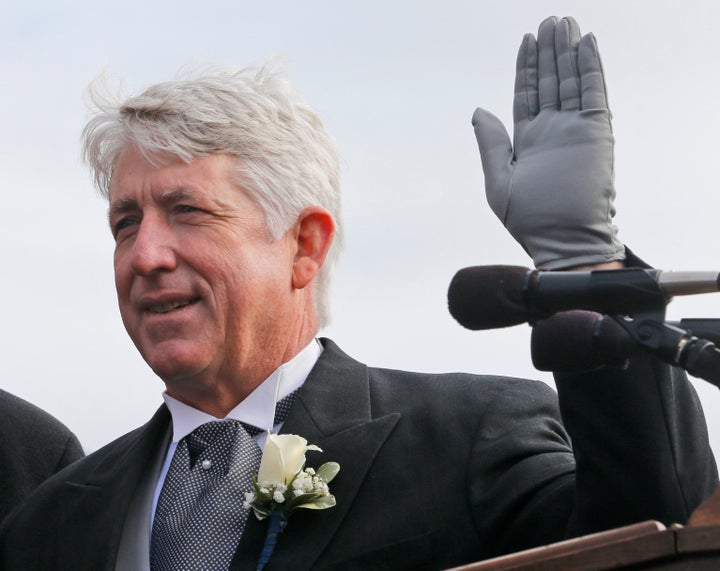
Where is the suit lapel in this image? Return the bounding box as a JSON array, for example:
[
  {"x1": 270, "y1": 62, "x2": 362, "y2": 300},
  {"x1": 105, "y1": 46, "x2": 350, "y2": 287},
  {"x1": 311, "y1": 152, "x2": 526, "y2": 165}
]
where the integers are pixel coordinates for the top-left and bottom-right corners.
[
  {"x1": 56, "y1": 406, "x2": 171, "y2": 569},
  {"x1": 233, "y1": 340, "x2": 400, "y2": 570}
]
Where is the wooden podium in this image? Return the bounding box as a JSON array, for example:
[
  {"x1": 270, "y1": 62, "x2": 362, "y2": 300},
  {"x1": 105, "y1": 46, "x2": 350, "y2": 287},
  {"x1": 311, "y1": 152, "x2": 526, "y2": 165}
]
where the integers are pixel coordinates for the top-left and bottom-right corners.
[{"x1": 447, "y1": 488, "x2": 720, "y2": 570}]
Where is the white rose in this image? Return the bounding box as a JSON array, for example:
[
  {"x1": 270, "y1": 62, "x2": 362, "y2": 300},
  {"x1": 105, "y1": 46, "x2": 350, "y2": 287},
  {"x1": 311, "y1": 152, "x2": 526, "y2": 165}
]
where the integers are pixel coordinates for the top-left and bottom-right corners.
[{"x1": 257, "y1": 434, "x2": 322, "y2": 485}]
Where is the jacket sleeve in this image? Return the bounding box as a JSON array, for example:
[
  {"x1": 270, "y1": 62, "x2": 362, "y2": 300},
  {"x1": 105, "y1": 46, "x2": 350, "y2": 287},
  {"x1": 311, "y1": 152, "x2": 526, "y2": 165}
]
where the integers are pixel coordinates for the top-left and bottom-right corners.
[
  {"x1": 555, "y1": 355, "x2": 718, "y2": 536},
  {"x1": 466, "y1": 354, "x2": 717, "y2": 558}
]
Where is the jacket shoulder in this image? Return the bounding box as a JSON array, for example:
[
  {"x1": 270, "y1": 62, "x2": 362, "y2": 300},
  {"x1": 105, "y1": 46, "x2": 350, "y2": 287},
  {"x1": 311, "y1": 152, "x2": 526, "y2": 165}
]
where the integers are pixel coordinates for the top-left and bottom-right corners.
[
  {"x1": 0, "y1": 390, "x2": 85, "y2": 522},
  {"x1": 367, "y1": 365, "x2": 559, "y2": 414},
  {"x1": 0, "y1": 389, "x2": 79, "y2": 446}
]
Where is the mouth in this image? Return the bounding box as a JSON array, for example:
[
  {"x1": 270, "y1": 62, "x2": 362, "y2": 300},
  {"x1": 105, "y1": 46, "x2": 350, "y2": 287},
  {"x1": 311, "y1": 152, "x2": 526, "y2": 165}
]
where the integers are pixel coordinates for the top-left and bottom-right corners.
[{"x1": 147, "y1": 297, "x2": 200, "y2": 314}]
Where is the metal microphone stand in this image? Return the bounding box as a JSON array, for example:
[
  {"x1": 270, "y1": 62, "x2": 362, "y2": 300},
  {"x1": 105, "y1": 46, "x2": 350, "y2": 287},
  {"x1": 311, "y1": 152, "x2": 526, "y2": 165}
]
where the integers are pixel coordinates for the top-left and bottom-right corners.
[{"x1": 612, "y1": 308, "x2": 720, "y2": 389}]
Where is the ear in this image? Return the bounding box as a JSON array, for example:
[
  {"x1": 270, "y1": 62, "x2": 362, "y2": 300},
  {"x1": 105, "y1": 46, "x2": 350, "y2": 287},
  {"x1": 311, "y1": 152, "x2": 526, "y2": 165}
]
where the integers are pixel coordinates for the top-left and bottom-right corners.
[{"x1": 291, "y1": 206, "x2": 336, "y2": 290}]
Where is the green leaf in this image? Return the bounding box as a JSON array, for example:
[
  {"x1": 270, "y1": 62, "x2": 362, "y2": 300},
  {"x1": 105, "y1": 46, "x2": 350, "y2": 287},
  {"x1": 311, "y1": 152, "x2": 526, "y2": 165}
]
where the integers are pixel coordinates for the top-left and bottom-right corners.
[
  {"x1": 285, "y1": 493, "x2": 336, "y2": 516},
  {"x1": 285, "y1": 493, "x2": 321, "y2": 512},
  {"x1": 316, "y1": 462, "x2": 340, "y2": 483},
  {"x1": 302, "y1": 495, "x2": 336, "y2": 510}
]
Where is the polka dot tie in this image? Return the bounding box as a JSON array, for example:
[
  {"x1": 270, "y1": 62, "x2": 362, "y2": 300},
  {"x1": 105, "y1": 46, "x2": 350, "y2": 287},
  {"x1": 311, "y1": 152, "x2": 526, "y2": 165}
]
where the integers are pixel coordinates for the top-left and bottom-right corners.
[
  {"x1": 150, "y1": 391, "x2": 298, "y2": 570},
  {"x1": 150, "y1": 421, "x2": 261, "y2": 570}
]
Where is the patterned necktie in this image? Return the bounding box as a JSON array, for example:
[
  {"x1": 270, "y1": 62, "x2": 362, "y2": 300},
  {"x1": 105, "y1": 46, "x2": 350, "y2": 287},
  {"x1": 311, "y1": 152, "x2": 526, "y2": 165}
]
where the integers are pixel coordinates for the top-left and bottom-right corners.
[
  {"x1": 150, "y1": 391, "x2": 298, "y2": 570},
  {"x1": 150, "y1": 421, "x2": 260, "y2": 570}
]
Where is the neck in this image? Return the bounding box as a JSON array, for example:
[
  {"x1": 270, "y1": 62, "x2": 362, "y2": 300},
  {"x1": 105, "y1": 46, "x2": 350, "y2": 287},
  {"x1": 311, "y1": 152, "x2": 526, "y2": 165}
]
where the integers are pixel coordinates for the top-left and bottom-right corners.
[{"x1": 165, "y1": 332, "x2": 318, "y2": 417}]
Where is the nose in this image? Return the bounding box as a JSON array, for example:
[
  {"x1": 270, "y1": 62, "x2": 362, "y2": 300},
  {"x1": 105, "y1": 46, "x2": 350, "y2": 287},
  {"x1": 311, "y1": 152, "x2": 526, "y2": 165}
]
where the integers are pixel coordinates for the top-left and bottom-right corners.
[{"x1": 129, "y1": 214, "x2": 178, "y2": 276}]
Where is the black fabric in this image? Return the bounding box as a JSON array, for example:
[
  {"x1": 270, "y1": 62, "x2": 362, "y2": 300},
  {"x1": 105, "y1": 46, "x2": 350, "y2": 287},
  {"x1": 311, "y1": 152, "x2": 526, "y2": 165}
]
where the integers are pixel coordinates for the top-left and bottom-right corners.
[{"x1": 0, "y1": 389, "x2": 83, "y2": 524}]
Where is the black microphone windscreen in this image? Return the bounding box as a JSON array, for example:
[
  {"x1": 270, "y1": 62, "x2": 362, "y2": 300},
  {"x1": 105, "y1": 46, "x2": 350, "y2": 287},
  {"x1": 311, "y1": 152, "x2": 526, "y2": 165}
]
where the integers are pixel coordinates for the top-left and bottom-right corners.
[
  {"x1": 447, "y1": 265, "x2": 530, "y2": 330},
  {"x1": 531, "y1": 310, "x2": 637, "y2": 371}
]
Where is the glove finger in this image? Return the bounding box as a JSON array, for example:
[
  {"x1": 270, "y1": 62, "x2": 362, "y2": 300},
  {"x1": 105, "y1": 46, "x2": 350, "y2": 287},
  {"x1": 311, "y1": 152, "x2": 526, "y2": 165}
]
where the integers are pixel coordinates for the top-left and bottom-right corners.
[
  {"x1": 471, "y1": 108, "x2": 513, "y2": 218},
  {"x1": 513, "y1": 33, "x2": 539, "y2": 123},
  {"x1": 556, "y1": 16, "x2": 582, "y2": 111},
  {"x1": 537, "y1": 16, "x2": 560, "y2": 110},
  {"x1": 578, "y1": 33, "x2": 610, "y2": 110}
]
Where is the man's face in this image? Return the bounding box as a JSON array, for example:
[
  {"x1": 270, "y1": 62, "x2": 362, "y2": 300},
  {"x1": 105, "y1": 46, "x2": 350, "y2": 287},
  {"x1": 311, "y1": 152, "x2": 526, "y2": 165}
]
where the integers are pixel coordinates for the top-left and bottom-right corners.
[{"x1": 109, "y1": 145, "x2": 299, "y2": 399}]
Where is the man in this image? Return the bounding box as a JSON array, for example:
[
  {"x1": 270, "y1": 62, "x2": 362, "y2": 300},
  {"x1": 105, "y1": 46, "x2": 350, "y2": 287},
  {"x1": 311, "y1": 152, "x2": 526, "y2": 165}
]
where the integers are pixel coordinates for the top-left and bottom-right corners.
[
  {"x1": 0, "y1": 389, "x2": 83, "y2": 523},
  {"x1": 0, "y1": 16, "x2": 716, "y2": 570}
]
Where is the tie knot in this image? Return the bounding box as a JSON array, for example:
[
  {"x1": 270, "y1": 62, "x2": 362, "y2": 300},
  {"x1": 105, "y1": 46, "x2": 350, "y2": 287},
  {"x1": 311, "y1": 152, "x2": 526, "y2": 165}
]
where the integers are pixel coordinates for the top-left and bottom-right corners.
[{"x1": 185, "y1": 421, "x2": 241, "y2": 468}]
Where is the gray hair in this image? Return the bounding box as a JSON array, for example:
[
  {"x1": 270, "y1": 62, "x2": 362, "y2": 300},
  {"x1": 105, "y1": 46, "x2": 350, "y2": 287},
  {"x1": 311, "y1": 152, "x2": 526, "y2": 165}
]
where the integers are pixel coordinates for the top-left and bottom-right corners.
[{"x1": 81, "y1": 64, "x2": 343, "y2": 326}]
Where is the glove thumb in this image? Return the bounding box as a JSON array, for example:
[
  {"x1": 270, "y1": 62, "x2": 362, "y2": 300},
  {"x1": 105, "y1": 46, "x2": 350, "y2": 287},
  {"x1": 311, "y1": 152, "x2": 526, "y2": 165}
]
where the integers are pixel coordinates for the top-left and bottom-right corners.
[{"x1": 472, "y1": 107, "x2": 514, "y2": 220}]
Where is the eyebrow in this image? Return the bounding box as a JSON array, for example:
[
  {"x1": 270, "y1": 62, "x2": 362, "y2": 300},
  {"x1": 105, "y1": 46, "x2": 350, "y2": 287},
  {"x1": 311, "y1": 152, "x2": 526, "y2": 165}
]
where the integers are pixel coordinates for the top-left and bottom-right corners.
[
  {"x1": 107, "y1": 188, "x2": 197, "y2": 219},
  {"x1": 107, "y1": 197, "x2": 139, "y2": 227},
  {"x1": 108, "y1": 197, "x2": 138, "y2": 216},
  {"x1": 157, "y1": 188, "x2": 196, "y2": 205}
]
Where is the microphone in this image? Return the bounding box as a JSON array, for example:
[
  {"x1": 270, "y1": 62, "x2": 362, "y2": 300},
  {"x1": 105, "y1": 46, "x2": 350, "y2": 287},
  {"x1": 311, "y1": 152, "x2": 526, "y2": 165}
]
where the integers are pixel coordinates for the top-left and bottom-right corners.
[
  {"x1": 531, "y1": 310, "x2": 639, "y2": 371},
  {"x1": 447, "y1": 265, "x2": 720, "y2": 330},
  {"x1": 531, "y1": 310, "x2": 720, "y2": 389}
]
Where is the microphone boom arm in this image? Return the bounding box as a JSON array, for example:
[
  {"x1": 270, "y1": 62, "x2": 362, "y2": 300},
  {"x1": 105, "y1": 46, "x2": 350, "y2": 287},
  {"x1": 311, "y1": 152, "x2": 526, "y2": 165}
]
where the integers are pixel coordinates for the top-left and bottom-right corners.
[{"x1": 611, "y1": 310, "x2": 720, "y2": 389}]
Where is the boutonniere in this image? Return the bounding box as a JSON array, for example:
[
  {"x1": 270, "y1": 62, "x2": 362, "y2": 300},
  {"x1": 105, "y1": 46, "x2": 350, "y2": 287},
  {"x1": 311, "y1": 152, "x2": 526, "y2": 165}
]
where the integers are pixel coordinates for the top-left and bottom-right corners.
[{"x1": 243, "y1": 434, "x2": 340, "y2": 571}]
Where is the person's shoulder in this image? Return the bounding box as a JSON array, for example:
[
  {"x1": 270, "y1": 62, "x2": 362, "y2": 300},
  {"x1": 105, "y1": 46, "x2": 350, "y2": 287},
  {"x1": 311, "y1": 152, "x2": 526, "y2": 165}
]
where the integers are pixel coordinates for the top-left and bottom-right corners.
[
  {"x1": 0, "y1": 389, "x2": 74, "y2": 435},
  {"x1": 319, "y1": 337, "x2": 556, "y2": 403},
  {"x1": 361, "y1": 366, "x2": 564, "y2": 449},
  {"x1": 0, "y1": 389, "x2": 83, "y2": 465},
  {"x1": 368, "y1": 365, "x2": 557, "y2": 409},
  {"x1": 370, "y1": 365, "x2": 548, "y2": 390}
]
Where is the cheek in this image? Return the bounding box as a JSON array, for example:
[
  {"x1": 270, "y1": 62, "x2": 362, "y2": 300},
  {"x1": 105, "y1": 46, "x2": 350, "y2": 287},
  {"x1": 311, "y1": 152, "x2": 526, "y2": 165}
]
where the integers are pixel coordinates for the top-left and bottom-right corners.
[
  {"x1": 113, "y1": 252, "x2": 133, "y2": 302},
  {"x1": 217, "y1": 262, "x2": 280, "y2": 323}
]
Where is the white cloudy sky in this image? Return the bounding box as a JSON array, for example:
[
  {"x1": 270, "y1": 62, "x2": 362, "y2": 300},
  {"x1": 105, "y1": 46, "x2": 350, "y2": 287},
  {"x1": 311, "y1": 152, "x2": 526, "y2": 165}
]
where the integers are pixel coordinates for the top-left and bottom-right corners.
[{"x1": 3, "y1": 0, "x2": 720, "y2": 455}]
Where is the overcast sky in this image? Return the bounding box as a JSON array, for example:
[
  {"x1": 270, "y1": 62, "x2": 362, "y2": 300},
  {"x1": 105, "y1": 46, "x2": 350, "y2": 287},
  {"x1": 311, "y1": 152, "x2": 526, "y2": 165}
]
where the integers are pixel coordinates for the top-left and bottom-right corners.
[{"x1": 3, "y1": 0, "x2": 720, "y2": 456}]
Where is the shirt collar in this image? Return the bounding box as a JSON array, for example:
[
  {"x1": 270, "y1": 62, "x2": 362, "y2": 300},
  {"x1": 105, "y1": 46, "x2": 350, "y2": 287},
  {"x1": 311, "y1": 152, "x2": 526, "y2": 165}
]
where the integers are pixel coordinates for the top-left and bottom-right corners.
[{"x1": 163, "y1": 338, "x2": 323, "y2": 443}]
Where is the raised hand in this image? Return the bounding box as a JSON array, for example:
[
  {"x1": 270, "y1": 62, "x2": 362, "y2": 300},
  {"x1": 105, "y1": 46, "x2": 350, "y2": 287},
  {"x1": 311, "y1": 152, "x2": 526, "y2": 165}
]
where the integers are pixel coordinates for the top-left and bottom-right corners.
[{"x1": 473, "y1": 16, "x2": 625, "y2": 270}]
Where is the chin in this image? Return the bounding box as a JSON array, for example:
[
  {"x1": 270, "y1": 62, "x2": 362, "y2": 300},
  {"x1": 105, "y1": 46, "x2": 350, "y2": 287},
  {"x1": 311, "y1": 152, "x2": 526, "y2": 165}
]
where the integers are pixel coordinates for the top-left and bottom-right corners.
[{"x1": 142, "y1": 346, "x2": 210, "y2": 385}]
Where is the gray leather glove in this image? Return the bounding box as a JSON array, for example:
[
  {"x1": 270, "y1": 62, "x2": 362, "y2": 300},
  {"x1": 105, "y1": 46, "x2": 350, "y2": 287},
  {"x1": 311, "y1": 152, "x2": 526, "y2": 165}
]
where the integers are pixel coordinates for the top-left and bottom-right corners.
[{"x1": 472, "y1": 16, "x2": 625, "y2": 270}]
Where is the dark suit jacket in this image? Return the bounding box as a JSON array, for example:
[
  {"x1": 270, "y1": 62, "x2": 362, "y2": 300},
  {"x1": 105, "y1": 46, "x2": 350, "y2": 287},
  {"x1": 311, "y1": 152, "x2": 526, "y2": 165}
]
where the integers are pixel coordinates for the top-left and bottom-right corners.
[
  {"x1": 0, "y1": 340, "x2": 716, "y2": 570},
  {"x1": 0, "y1": 389, "x2": 83, "y2": 524}
]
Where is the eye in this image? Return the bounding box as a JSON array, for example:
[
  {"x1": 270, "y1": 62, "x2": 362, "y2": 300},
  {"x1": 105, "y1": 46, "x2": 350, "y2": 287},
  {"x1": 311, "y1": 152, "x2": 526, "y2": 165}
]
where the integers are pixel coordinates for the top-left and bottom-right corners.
[
  {"x1": 177, "y1": 204, "x2": 200, "y2": 214},
  {"x1": 112, "y1": 216, "x2": 139, "y2": 239}
]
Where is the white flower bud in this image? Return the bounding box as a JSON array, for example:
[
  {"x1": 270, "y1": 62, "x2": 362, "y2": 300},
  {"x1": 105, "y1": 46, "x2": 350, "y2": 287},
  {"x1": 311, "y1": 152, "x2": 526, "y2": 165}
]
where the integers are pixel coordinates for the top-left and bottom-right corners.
[{"x1": 257, "y1": 434, "x2": 323, "y2": 485}]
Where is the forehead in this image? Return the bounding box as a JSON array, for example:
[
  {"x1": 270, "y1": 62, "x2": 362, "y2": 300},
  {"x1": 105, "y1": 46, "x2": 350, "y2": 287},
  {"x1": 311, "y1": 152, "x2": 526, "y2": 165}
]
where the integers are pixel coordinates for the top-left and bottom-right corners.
[{"x1": 108, "y1": 145, "x2": 241, "y2": 206}]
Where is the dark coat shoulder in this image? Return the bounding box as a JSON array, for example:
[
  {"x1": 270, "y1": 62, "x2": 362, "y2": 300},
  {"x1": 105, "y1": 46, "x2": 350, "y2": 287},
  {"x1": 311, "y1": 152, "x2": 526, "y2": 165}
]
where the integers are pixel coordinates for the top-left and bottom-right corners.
[{"x1": 0, "y1": 389, "x2": 84, "y2": 522}]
